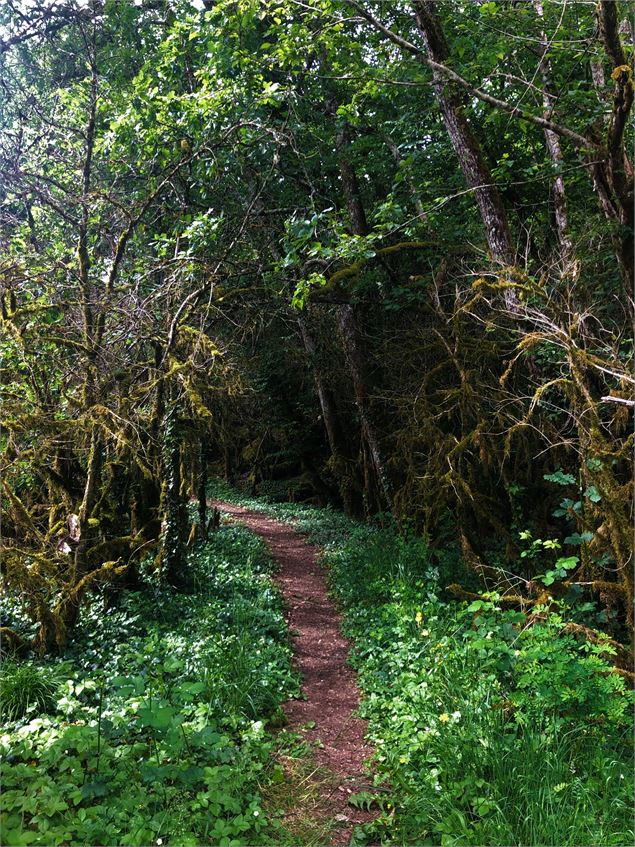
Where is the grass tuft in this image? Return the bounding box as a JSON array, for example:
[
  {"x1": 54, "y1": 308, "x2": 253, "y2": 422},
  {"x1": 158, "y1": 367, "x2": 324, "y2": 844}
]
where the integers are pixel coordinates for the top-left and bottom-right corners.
[{"x1": 0, "y1": 660, "x2": 61, "y2": 721}]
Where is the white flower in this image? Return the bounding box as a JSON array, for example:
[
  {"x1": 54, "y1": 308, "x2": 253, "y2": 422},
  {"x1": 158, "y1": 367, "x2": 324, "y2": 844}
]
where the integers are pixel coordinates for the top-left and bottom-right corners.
[
  {"x1": 452, "y1": 711, "x2": 461, "y2": 720},
  {"x1": 253, "y1": 810, "x2": 260, "y2": 817}
]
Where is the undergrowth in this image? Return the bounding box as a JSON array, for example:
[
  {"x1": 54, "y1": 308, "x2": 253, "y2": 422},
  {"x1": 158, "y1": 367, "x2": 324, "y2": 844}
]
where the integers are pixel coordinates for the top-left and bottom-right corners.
[
  {"x1": 0, "y1": 524, "x2": 299, "y2": 846},
  {"x1": 5, "y1": 482, "x2": 631, "y2": 846},
  {"x1": 209, "y1": 483, "x2": 635, "y2": 847}
]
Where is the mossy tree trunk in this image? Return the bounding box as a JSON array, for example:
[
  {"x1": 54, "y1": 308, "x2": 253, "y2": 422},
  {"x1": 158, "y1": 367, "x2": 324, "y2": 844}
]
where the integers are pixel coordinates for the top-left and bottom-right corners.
[{"x1": 161, "y1": 398, "x2": 187, "y2": 588}]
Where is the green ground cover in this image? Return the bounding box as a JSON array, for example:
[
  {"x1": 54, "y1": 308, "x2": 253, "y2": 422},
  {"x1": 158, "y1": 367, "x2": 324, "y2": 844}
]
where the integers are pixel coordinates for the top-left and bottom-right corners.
[
  {"x1": 208, "y1": 482, "x2": 635, "y2": 847},
  {"x1": 2, "y1": 482, "x2": 632, "y2": 847},
  {"x1": 0, "y1": 525, "x2": 298, "y2": 846}
]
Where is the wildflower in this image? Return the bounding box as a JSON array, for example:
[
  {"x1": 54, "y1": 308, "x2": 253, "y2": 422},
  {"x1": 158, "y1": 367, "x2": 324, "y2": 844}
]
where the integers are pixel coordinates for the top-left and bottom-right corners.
[
  {"x1": 415, "y1": 611, "x2": 423, "y2": 625},
  {"x1": 452, "y1": 710, "x2": 461, "y2": 721},
  {"x1": 421, "y1": 628, "x2": 430, "y2": 637},
  {"x1": 253, "y1": 810, "x2": 260, "y2": 817},
  {"x1": 438, "y1": 712, "x2": 450, "y2": 723}
]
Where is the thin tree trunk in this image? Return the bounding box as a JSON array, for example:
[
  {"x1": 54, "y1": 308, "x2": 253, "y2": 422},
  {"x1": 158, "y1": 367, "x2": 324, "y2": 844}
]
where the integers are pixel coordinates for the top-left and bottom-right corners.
[
  {"x1": 161, "y1": 398, "x2": 187, "y2": 587},
  {"x1": 336, "y1": 123, "x2": 370, "y2": 236},
  {"x1": 334, "y1": 121, "x2": 394, "y2": 512},
  {"x1": 533, "y1": 0, "x2": 573, "y2": 266},
  {"x1": 596, "y1": 0, "x2": 634, "y2": 303},
  {"x1": 384, "y1": 133, "x2": 427, "y2": 221},
  {"x1": 73, "y1": 429, "x2": 103, "y2": 580},
  {"x1": 197, "y1": 438, "x2": 207, "y2": 536},
  {"x1": 298, "y1": 312, "x2": 345, "y2": 458},
  {"x1": 338, "y1": 303, "x2": 393, "y2": 511},
  {"x1": 298, "y1": 309, "x2": 364, "y2": 516}
]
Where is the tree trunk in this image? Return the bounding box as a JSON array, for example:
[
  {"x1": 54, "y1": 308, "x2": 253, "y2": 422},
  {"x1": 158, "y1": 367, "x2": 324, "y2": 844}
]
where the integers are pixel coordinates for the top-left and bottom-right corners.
[
  {"x1": 411, "y1": 0, "x2": 515, "y2": 266},
  {"x1": 197, "y1": 437, "x2": 207, "y2": 536},
  {"x1": 596, "y1": 0, "x2": 634, "y2": 305},
  {"x1": 298, "y1": 312, "x2": 346, "y2": 457},
  {"x1": 298, "y1": 310, "x2": 363, "y2": 516},
  {"x1": 334, "y1": 120, "x2": 394, "y2": 512},
  {"x1": 161, "y1": 399, "x2": 187, "y2": 587},
  {"x1": 337, "y1": 303, "x2": 393, "y2": 512},
  {"x1": 73, "y1": 429, "x2": 103, "y2": 580},
  {"x1": 533, "y1": 0, "x2": 573, "y2": 267},
  {"x1": 336, "y1": 123, "x2": 370, "y2": 236}
]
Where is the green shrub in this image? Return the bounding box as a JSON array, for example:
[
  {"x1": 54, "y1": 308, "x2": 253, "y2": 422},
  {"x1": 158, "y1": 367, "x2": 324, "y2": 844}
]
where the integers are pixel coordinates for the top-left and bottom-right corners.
[
  {"x1": 321, "y1": 521, "x2": 634, "y2": 847},
  {"x1": 0, "y1": 524, "x2": 297, "y2": 846}
]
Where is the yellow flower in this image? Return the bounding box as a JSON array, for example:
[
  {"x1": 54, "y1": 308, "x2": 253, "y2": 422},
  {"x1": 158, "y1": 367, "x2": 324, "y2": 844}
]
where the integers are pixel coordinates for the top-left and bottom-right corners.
[
  {"x1": 438, "y1": 712, "x2": 450, "y2": 723},
  {"x1": 415, "y1": 611, "x2": 423, "y2": 625}
]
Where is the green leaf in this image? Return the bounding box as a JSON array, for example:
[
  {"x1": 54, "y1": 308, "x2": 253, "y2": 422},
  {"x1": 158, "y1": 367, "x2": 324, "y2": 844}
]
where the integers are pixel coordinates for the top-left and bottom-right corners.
[
  {"x1": 137, "y1": 704, "x2": 179, "y2": 730},
  {"x1": 544, "y1": 470, "x2": 576, "y2": 486},
  {"x1": 81, "y1": 780, "x2": 109, "y2": 800},
  {"x1": 555, "y1": 556, "x2": 579, "y2": 571},
  {"x1": 564, "y1": 532, "x2": 593, "y2": 545}
]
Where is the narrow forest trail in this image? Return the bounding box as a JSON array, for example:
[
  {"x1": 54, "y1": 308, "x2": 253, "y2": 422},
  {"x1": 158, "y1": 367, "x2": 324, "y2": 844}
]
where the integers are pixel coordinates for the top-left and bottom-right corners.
[{"x1": 212, "y1": 502, "x2": 377, "y2": 844}]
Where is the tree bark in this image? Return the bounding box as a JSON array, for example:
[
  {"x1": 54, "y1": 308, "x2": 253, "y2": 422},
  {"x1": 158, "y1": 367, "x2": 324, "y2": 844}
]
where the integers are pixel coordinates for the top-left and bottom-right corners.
[
  {"x1": 411, "y1": 0, "x2": 515, "y2": 266},
  {"x1": 298, "y1": 311, "x2": 346, "y2": 460},
  {"x1": 533, "y1": 0, "x2": 573, "y2": 266},
  {"x1": 337, "y1": 302, "x2": 393, "y2": 512},
  {"x1": 336, "y1": 123, "x2": 370, "y2": 236},
  {"x1": 73, "y1": 429, "x2": 103, "y2": 580},
  {"x1": 161, "y1": 398, "x2": 187, "y2": 587},
  {"x1": 596, "y1": 0, "x2": 634, "y2": 303},
  {"x1": 197, "y1": 437, "x2": 207, "y2": 536}
]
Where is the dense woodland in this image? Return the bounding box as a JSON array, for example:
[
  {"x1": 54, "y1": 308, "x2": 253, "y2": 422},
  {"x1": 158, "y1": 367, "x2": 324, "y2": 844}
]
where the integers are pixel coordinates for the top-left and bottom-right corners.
[{"x1": 0, "y1": 1, "x2": 633, "y2": 846}]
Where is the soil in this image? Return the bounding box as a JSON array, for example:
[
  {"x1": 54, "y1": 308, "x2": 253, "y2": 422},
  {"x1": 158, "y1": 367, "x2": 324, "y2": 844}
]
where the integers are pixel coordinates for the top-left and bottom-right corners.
[{"x1": 212, "y1": 502, "x2": 377, "y2": 845}]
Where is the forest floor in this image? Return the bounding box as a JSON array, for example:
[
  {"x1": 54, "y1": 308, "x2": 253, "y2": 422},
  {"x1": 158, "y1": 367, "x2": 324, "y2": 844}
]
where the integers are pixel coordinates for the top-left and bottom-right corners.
[
  {"x1": 2, "y1": 489, "x2": 632, "y2": 847},
  {"x1": 212, "y1": 501, "x2": 377, "y2": 845}
]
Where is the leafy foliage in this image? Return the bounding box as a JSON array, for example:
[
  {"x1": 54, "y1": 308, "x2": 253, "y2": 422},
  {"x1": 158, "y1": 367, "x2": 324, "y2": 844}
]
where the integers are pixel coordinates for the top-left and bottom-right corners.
[
  {"x1": 0, "y1": 525, "x2": 298, "y2": 846},
  {"x1": 230, "y1": 495, "x2": 634, "y2": 847}
]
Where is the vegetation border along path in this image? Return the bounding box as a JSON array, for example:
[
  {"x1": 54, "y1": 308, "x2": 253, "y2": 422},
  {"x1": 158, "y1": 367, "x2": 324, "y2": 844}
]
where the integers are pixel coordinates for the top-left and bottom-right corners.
[{"x1": 213, "y1": 502, "x2": 376, "y2": 843}]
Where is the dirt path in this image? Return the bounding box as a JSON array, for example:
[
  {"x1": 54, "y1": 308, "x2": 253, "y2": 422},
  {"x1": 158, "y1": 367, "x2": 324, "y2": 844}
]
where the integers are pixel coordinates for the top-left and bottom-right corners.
[{"x1": 212, "y1": 502, "x2": 376, "y2": 844}]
